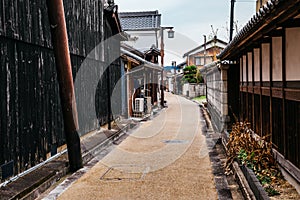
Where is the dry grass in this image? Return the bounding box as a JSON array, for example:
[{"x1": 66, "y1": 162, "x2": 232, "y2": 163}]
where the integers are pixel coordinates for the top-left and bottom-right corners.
[{"x1": 225, "y1": 121, "x2": 300, "y2": 198}]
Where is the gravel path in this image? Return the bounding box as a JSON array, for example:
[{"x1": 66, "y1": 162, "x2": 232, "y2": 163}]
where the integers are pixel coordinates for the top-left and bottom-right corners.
[{"x1": 57, "y1": 93, "x2": 218, "y2": 200}]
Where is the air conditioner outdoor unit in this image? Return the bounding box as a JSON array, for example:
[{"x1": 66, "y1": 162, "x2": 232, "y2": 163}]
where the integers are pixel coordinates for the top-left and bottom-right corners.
[{"x1": 135, "y1": 98, "x2": 144, "y2": 112}]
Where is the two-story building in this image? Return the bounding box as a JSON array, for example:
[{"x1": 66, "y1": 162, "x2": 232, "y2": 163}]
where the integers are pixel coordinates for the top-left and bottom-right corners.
[{"x1": 183, "y1": 37, "x2": 227, "y2": 70}]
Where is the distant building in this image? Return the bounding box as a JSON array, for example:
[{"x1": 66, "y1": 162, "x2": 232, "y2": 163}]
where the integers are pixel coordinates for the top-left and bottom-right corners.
[
  {"x1": 183, "y1": 37, "x2": 227, "y2": 70},
  {"x1": 120, "y1": 43, "x2": 162, "y2": 118}
]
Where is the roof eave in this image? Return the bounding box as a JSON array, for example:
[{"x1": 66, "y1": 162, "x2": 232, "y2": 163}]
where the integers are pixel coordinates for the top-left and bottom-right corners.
[{"x1": 218, "y1": 0, "x2": 300, "y2": 60}]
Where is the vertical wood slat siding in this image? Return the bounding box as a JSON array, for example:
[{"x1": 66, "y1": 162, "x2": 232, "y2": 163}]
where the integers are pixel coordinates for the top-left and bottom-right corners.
[
  {"x1": 272, "y1": 98, "x2": 284, "y2": 153},
  {"x1": 0, "y1": 0, "x2": 122, "y2": 180},
  {"x1": 238, "y1": 32, "x2": 300, "y2": 169},
  {"x1": 285, "y1": 100, "x2": 300, "y2": 168}
]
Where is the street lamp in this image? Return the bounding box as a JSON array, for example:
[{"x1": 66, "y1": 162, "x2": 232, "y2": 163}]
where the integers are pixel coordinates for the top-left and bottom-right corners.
[
  {"x1": 160, "y1": 26, "x2": 174, "y2": 107},
  {"x1": 167, "y1": 28, "x2": 175, "y2": 38}
]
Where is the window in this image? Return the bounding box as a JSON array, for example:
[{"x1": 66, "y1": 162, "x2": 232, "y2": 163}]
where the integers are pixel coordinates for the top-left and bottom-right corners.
[{"x1": 195, "y1": 57, "x2": 201, "y2": 66}]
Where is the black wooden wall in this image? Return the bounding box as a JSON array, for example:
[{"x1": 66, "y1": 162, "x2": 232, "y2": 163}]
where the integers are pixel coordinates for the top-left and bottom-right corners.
[{"x1": 0, "y1": 0, "x2": 122, "y2": 180}]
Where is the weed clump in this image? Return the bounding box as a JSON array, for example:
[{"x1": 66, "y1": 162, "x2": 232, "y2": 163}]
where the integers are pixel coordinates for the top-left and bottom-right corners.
[{"x1": 225, "y1": 121, "x2": 283, "y2": 196}]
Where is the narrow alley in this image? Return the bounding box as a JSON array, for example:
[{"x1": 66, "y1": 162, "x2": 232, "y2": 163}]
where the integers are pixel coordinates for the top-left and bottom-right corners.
[
  {"x1": 1, "y1": 1, "x2": 300, "y2": 199},
  {"x1": 41, "y1": 93, "x2": 234, "y2": 199}
]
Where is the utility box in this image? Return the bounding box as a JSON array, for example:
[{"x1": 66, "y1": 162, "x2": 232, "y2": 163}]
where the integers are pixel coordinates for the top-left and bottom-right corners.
[{"x1": 134, "y1": 98, "x2": 144, "y2": 112}]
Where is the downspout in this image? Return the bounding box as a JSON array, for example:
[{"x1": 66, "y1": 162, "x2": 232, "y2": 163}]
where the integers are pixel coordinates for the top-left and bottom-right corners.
[
  {"x1": 46, "y1": 0, "x2": 82, "y2": 171},
  {"x1": 100, "y1": 0, "x2": 105, "y2": 61}
]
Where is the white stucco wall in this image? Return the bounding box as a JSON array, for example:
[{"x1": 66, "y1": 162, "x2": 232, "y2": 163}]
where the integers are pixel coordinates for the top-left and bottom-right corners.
[
  {"x1": 286, "y1": 27, "x2": 300, "y2": 81},
  {"x1": 272, "y1": 37, "x2": 282, "y2": 81},
  {"x1": 261, "y1": 43, "x2": 270, "y2": 82},
  {"x1": 125, "y1": 30, "x2": 158, "y2": 51},
  {"x1": 248, "y1": 52, "x2": 253, "y2": 82},
  {"x1": 254, "y1": 48, "x2": 260, "y2": 82},
  {"x1": 243, "y1": 55, "x2": 247, "y2": 82},
  {"x1": 240, "y1": 57, "x2": 243, "y2": 81}
]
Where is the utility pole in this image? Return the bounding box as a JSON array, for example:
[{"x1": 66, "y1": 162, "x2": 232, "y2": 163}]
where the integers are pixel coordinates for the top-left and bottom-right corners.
[
  {"x1": 46, "y1": 0, "x2": 83, "y2": 171},
  {"x1": 229, "y1": 0, "x2": 235, "y2": 41},
  {"x1": 172, "y1": 61, "x2": 176, "y2": 94},
  {"x1": 203, "y1": 35, "x2": 207, "y2": 66},
  {"x1": 160, "y1": 26, "x2": 174, "y2": 107},
  {"x1": 160, "y1": 27, "x2": 165, "y2": 107}
]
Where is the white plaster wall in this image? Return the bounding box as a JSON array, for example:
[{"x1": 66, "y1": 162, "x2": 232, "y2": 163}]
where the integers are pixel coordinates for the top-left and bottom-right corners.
[
  {"x1": 168, "y1": 78, "x2": 173, "y2": 92},
  {"x1": 254, "y1": 48, "x2": 260, "y2": 82},
  {"x1": 261, "y1": 43, "x2": 270, "y2": 82},
  {"x1": 286, "y1": 27, "x2": 300, "y2": 81},
  {"x1": 248, "y1": 52, "x2": 253, "y2": 82},
  {"x1": 240, "y1": 57, "x2": 243, "y2": 81},
  {"x1": 243, "y1": 55, "x2": 247, "y2": 82},
  {"x1": 183, "y1": 83, "x2": 189, "y2": 96},
  {"x1": 272, "y1": 37, "x2": 282, "y2": 81},
  {"x1": 124, "y1": 30, "x2": 157, "y2": 51}
]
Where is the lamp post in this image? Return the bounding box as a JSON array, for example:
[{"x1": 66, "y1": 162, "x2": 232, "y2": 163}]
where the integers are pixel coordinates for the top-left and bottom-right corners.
[{"x1": 160, "y1": 26, "x2": 174, "y2": 107}]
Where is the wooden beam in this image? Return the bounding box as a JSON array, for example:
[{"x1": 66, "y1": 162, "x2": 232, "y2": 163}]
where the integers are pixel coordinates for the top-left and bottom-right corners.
[
  {"x1": 270, "y1": 38, "x2": 273, "y2": 145},
  {"x1": 259, "y1": 45, "x2": 263, "y2": 136}
]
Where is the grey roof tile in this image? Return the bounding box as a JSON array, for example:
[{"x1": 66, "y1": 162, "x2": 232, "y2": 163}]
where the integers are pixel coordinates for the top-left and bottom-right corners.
[
  {"x1": 119, "y1": 11, "x2": 161, "y2": 30},
  {"x1": 218, "y1": 0, "x2": 287, "y2": 59}
]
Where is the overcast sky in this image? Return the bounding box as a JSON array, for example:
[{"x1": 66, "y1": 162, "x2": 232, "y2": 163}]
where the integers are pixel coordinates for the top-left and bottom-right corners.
[{"x1": 116, "y1": 0, "x2": 257, "y2": 64}]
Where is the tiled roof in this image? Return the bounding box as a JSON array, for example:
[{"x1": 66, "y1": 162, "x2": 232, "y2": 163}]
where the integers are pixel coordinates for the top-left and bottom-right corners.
[
  {"x1": 218, "y1": 0, "x2": 300, "y2": 59},
  {"x1": 119, "y1": 10, "x2": 161, "y2": 30}
]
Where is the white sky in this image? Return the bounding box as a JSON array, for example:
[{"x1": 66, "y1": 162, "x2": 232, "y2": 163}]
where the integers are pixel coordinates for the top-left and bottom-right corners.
[{"x1": 116, "y1": 0, "x2": 256, "y2": 65}]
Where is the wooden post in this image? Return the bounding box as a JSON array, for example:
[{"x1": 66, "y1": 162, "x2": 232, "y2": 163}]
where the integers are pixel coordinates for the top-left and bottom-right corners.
[
  {"x1": 282, "y1": 28, "x2": 287, "y2": 157},
  {"x1": 46, "y1": 0, "x2": 82, "y2": 171}
]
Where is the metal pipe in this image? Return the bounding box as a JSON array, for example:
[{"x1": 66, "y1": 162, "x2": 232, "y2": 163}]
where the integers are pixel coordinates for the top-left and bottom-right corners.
[
  {"x1": 107, "y1": 64, "x2": 112, "y2": 130},
  {"x1": 46, "y1": 0, "x2": 82, "y2": 172}
]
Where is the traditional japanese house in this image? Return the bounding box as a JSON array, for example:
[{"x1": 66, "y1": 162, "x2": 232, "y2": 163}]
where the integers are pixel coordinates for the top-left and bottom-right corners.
[{"x1": 213, "y1": 0, "x2": 300, "y2": 183}]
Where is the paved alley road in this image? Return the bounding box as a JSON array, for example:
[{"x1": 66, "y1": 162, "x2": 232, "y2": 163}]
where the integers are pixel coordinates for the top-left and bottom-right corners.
[{"x1": 57, "y1": 93, "x2": 218, "y2": 199}]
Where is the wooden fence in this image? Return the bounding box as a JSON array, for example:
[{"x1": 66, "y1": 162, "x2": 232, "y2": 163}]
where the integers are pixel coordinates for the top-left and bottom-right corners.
[{"x1": 0, "y1": 0, "x2": 122, "y2": 180}]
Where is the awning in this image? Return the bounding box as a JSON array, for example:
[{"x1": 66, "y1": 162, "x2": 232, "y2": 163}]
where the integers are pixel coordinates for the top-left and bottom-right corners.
[{"x1": 121, "y1": 48, "x2": 162, "y2": 71}]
